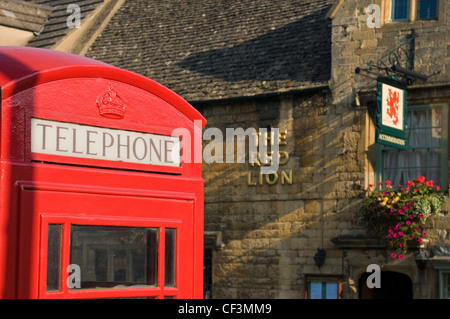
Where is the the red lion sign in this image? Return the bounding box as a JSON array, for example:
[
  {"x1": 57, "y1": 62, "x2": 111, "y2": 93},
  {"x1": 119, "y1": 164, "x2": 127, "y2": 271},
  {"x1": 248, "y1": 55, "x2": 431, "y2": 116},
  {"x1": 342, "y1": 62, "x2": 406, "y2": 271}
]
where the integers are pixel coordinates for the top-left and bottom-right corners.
[{"x1": 386, "y1": 88, "x2": 400, "y2": 126}]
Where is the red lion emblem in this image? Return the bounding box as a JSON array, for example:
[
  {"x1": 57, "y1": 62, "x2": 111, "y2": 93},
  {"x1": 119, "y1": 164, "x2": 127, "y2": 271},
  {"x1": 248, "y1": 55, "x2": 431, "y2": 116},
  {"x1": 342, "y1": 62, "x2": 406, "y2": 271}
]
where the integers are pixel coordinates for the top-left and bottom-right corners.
[{"x1": 386, "y1": 89, "x2": 399, "y2": 125}]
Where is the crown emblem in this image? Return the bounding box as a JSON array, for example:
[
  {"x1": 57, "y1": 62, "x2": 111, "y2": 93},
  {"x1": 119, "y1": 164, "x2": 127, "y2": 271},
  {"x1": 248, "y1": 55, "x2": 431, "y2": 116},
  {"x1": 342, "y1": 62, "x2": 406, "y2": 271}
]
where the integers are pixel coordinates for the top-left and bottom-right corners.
[{"x1": 96, "y1": 84, "x2": 126, "y2": 119}]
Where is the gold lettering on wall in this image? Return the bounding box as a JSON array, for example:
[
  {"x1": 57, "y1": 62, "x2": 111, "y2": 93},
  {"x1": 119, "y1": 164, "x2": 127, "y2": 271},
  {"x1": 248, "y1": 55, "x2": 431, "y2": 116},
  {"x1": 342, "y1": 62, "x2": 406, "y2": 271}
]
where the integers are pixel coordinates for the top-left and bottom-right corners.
[{"x1": 247, "y1": 129, "x2": 293, "y2": 186}]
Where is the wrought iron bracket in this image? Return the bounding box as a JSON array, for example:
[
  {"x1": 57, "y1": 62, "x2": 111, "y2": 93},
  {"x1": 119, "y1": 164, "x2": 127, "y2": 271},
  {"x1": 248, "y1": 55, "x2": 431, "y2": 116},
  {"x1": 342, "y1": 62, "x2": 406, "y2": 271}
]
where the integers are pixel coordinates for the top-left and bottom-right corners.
[{"x1": 355, "y1": 29, "x2": 438, "y2": 86}]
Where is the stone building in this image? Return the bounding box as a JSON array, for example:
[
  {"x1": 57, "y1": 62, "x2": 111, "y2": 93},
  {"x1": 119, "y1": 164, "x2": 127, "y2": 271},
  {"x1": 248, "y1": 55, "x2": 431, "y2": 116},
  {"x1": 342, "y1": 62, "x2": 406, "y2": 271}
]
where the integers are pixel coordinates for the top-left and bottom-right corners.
[{"x1": 2, "y1": 0, "x2": 450, "y2": 298}]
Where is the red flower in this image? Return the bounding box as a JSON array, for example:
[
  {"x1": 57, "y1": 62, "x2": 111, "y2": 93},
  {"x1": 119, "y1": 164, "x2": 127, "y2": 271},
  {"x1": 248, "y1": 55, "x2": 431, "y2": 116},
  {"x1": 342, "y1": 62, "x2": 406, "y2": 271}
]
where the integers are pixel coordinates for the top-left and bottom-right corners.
[{"x1": 416, "y1": 176, "x2": 426, "y2": 183}]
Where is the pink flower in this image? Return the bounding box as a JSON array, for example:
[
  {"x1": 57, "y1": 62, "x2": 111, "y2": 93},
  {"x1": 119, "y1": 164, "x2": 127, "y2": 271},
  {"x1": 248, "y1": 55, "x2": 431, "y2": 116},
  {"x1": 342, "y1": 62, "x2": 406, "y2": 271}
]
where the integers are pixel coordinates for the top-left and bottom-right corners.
[
  {"x1": 398, "y1": 254, "x2": 404, "y2": 259},
  {"x1": 399, "y1": 243, "x2": 403, "y2": 247},
  {"x1": 391, "y1": 253, "x2": 397, "y2": 258},
  {"x1": 398, "y1": 232, "x2": 404, "y2": 237},
  {"x1": 417, "y1": 238, "x2": 423, "y2": 243},
  {"x1": 406, "y1": 220, "x2": 411, "y2": 226},
  {"x1": 420, "y1": 214, "x2": 425, "y2": 219},
  {"x1": 422, "y1": 232, "x2": 427, "y2": 237}
]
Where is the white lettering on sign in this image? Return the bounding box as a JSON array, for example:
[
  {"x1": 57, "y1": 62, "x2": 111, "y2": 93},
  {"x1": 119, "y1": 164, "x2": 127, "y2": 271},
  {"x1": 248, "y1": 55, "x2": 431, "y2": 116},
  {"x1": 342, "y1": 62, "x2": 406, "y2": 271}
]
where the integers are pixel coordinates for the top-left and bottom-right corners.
[
  {"x1": 378, "y1": 133, "x2": 406, "y2": 146},
  {"x1": 31, "y1": 118, "x2": 181, "y2": 167}
]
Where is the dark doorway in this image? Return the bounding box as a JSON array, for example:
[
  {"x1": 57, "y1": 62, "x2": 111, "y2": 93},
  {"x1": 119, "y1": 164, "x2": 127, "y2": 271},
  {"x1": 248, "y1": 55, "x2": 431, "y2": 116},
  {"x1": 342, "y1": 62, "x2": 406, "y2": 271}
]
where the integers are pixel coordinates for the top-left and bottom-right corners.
[{"x1": 359, "y1": 271, "x2": 413, "y2": 299}]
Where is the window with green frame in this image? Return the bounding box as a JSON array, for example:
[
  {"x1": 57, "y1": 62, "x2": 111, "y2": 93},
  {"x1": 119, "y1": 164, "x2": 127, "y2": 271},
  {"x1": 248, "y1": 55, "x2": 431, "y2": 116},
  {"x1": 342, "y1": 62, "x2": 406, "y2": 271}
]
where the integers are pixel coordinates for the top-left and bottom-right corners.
[
  {"x1": 392, "y1": 0, "x2": 410, "y2": 21},
  {"x1": 376, "y1": 104, "x2": 448, "y2": 190}
]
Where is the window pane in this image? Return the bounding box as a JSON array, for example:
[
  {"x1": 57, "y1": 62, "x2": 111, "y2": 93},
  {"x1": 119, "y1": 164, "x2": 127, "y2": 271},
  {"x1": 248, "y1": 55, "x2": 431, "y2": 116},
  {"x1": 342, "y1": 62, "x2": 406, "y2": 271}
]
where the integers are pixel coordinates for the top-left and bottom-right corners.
[
  {"x1": 326, "y1": 282, "x2": 338, "y2": 299},
  {"x1": 381, "y1": 106, "x2": 446, "y2": 190},
  {"x1": 204, "y1": 248, "x2": 213, "y2": 299},
  {"x1": 70, "y1": 225, "x2": 158, "y2": 289},
  {"x1": 392, "y1": 0, "x2": 410, "y2": 21},
  {"x1": 308, "y1": 280, "x2": 339, "y2": 299},
  {"x1": 418, "y1": 0, "x2": 437, "y2": 20},
  {"x1": 444, "y1": 273, "x2": 450, "y2": 299},
  {"x1": 309, "y1": 282, "x2": 322, "y2": 299},
  {"x1": 164, "y1": 228, "x2": 176, "y2": 287},
  {"x1": 47, "y1": 224, "x2": 62, "y2": 291}
]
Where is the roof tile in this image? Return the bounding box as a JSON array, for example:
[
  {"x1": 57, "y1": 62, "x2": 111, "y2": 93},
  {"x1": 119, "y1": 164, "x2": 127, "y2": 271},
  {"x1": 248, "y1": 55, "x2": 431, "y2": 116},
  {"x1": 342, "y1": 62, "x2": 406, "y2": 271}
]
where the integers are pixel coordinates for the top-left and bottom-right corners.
[{"x1": 85, "y1": 0, "x2": 334, "y2": 102}]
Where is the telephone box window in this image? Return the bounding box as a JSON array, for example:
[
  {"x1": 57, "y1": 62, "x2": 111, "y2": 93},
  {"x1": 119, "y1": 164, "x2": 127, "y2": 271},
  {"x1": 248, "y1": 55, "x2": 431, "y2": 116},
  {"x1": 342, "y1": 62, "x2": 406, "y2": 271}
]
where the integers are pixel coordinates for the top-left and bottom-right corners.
[
  {"x1": 47, "y1": 224, "x2": 62, "y2": 291},
  {"x1": 164, "y1": 228, "x2": 177, "y2": 287},
  {"x1": 69, "y1": 226, "x2": 158, "y2": 289}
]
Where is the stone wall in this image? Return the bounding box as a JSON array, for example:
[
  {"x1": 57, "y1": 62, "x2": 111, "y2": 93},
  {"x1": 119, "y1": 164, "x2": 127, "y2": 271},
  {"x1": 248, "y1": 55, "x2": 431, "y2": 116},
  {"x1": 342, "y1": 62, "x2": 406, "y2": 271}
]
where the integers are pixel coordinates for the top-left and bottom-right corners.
[{"x1": 197, "y1": 88, "x2": 371, "y2": 298}]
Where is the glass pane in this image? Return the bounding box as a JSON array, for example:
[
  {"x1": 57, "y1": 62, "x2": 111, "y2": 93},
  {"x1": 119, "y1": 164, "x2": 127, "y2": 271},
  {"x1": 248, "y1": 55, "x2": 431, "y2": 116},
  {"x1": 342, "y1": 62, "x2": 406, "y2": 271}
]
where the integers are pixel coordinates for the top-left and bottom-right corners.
[
  {"x1": 164, "y1": 228, "x2": 176, "y2": 287},
  {"x1": 418, "y1": 0, "x2": 437, "y2": 19},
  {"x1": 392, "y1": 0, "x2": 410, "y2": 21},
  {"x1": 382, "y1": 105, "x2": 446, "y2": 189},
  {"x1": 309, "y1": 282, "x2": 322, "y2": 299},
  {"x1": 70, "y1": 225, "x2": 158, "y2": 289},
  {"x1": 445, "y1": 273, "x2": 450, "y2": 299},
  {"x1": 47, "y1": 224, "x2": 62, "y2": 291},
  {"x1": 409, "y1": 129, "x2": 428, "y2": 148},
  {"x1": 325, "y1": 282, "x2": 338, "y2": 299},
  {"x1": 204, "y1": 248, "x2": 213, "y2": 299}
]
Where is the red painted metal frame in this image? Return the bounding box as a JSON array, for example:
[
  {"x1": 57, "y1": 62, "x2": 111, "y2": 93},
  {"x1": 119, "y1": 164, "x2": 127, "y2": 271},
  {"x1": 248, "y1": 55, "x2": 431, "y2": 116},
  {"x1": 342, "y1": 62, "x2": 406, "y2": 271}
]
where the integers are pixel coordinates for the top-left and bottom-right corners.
[{"x1": 0, "y1": 47, "x2": 205, "y2": 299}]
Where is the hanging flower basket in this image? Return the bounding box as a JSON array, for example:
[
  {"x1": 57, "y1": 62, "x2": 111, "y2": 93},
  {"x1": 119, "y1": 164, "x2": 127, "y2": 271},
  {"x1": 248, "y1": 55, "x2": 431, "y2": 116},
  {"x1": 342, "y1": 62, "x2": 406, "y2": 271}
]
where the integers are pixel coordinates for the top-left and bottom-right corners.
[{"x1": 361, "y1": 176, "x2": 446, "y2": 259}]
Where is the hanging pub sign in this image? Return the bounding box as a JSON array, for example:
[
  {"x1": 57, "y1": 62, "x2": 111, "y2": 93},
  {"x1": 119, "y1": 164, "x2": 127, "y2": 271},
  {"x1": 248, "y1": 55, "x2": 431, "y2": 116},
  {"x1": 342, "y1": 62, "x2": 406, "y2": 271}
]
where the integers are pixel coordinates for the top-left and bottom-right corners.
[{"x1": 375, "y1": 76, "x2": 408, "y2": 150}]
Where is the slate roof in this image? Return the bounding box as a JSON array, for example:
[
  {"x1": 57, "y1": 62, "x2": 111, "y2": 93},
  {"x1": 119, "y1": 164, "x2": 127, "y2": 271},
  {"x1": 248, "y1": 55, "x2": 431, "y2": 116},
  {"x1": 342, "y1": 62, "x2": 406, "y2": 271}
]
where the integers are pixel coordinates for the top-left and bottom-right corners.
[
  {"x1": 0, "y1": 0, "x2": 52, "y2": 33},
  {"x1": 85, "y1": 0, "x2": 334, "y2": 102},
  {"x1": 24, "y1": 0, "x2": 103, "y2": 48}
]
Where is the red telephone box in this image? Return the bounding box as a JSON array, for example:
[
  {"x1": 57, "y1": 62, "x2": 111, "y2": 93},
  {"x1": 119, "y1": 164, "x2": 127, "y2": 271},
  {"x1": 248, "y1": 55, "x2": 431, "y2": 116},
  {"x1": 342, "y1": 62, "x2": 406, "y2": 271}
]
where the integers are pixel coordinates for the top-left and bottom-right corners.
[{"x1": 0, "y1": 46, "x2": 205, "y2": 299}]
